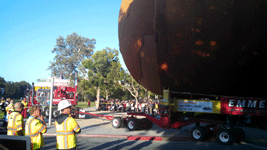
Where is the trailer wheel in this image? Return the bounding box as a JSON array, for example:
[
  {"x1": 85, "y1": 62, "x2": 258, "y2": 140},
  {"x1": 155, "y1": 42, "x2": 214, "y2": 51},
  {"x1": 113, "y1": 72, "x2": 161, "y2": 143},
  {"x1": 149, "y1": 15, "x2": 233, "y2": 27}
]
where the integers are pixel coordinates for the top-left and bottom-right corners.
[
  {"x1": 140, "y1": 118, "x2": 153, "y2": 130},
  {"x1": 127, "y1": 118, "x2": 139, "y2": 131},
  {"x1": 233, "y1": 128, "x2": 245, "y2": 142},
  {"x1": 52, "y1": 108, "x2": 59, "y2": 119},
  {"x1": 44, "y1": 107, "x2": 49, "y2": 118},
  {"x1": 112, "y1": 117, "x2": 122, "y2": 128},
  {"x1": 191, "y1": 126, "x2": 207, "y2": 141},
  {"x1": 74, "y1": 107, "x2": 81, "y2": 119},
  {"x1": 216, "y1": 129, "x2": 236, "y2": 145}
]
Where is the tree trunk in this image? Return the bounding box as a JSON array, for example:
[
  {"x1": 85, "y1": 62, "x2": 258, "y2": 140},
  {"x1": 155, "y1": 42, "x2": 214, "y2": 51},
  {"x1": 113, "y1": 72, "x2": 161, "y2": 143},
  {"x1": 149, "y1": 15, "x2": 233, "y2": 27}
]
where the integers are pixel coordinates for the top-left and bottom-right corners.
[
  {"x1": 105, "y1": 89, "x2": 109, "y2": 100},
  {"x1": 96, "y1": 87, "x2": 100, "y2": 109}
]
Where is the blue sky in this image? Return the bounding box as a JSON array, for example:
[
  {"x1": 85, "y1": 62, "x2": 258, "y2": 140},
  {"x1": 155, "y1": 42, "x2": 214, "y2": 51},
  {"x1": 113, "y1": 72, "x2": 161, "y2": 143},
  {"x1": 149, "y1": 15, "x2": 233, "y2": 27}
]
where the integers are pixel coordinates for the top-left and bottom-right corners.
[{"x1": 0, "y1": 0, "x2": 126, "y2": 84}]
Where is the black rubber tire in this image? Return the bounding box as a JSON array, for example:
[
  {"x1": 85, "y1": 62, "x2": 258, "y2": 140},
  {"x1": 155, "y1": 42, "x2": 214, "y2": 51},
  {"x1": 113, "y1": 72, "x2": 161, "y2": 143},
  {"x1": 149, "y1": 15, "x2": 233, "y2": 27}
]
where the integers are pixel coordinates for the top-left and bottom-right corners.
[
  {"x1": 140, "y1": 118, "x2": 153, "y2": 130},
  {"x1": 74, "y1": 107, "x2": 80, "y2": 119},
  {"x1": 233, "y1": 127, "x2": 245, "y2": 142},
  {"x1": 44, "y1": 107, "x2": 49, "y2": 118},
  {"x1": 216, "y1": 129, "x2": 236, "y2": 145},
  {"x1": 52, "y1": 108, "x2": 59, "y2": 119},
  {"x1": 127, "y1": 118, "x2": 140, "y2": 131},
  {"x1": 191, "y1": 126, "x2": 207, "y2": 141},
  {"x1": 112, "y1": 117, "x2": 122, "y2": 128}
]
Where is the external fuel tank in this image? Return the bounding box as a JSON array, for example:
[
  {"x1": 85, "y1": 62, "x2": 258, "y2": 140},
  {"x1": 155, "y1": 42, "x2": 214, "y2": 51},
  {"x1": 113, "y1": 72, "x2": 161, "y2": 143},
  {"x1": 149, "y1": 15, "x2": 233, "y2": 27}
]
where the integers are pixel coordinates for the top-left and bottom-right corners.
[{"x1": 118, "y1": 0, "x2": 267, "y2": 97}]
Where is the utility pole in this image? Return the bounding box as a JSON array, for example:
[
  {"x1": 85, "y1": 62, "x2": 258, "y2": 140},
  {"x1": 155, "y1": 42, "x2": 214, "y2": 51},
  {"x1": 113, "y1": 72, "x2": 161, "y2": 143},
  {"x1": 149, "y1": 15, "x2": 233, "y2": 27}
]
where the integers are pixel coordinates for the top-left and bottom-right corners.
[
  {"x1": 48, "y1": 78, "x2": 54, "y2": 126},
  {"x1": 31, "y1": 82, "x2": 34, "y2": 105}
]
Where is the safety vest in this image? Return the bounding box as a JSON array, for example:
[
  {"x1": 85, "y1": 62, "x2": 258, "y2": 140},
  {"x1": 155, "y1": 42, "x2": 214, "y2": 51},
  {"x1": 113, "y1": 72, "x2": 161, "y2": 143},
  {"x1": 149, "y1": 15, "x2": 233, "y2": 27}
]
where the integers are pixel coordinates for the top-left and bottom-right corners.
[
  {"x1": 7, "y1": 112, "x2": 24, "y2": 136},
  {"x1": 21, "y1": 101, "x2": 28, "y2": 109},
  {"x1": 55, "y1": 116, "x2": 81, "y2": 149},
  {"x1": 25, "y1": 117, "x2": 46, "y2": 150}
]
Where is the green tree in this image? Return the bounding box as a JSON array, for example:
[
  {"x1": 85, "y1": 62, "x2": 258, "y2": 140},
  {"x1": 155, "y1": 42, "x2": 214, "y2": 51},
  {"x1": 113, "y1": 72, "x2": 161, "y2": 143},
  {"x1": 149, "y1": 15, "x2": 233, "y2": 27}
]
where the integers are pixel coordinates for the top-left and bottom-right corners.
[
  {"x1": 3, "y1": 81, "x2": 31, "y2": 99},
  {"x1": 119, "y1": 72, "x2": 145, "y2": 102},
  {"x1": 15, "y1": 81, "x2": 31, "y2": 99},
  {"x1": 0, "y1": 77, "x2": 6, "y2": 97},
  {"x1": 77, "y1": 78, "x2": 96, "y2": 102},
  {"x1": 48, "y1": 32, "x2": 96, "y2": 79},
  {"x1": 4, "y1": 81, "x2": 16, "y2": 98},
  {"x1": 82, "y1": 47, "x2": 123, "y2": 109}
]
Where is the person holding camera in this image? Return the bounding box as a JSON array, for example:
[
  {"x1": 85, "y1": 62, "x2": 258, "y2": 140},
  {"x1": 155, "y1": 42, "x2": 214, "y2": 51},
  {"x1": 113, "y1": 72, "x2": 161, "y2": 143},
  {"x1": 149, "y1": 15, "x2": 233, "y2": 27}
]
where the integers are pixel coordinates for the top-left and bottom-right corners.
[{"x1": 25, "y1": 105, "x2": 47, "y2": 150}]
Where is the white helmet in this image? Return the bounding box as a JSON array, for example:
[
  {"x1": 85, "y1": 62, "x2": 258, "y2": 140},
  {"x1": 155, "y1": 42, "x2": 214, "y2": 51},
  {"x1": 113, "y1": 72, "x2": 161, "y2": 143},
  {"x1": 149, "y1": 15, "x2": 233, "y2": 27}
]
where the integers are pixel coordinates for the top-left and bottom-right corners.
[{"x1": 58, "y1": 100, "x2": 72, "y2": 111}]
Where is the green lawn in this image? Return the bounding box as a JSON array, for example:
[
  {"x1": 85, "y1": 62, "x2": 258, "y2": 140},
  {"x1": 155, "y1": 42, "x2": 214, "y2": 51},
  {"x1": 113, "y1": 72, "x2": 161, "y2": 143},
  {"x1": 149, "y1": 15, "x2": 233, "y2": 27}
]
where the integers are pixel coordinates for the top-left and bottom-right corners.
[
  {"x1": 0, "y1": 111, "x2": 3, "y2": 120},
  {"x1": 76, "y1": 101, "x2": 95, "y2": 108}
]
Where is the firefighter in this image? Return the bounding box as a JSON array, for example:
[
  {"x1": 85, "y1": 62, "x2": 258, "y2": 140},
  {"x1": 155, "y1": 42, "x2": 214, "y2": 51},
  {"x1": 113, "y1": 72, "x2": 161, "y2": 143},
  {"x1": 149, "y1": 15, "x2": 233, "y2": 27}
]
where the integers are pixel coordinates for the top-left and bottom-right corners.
[
  {"x1": 21, "y1": 98, "x2": 28, "y2": 118},
  {"x1": 56, "y1": 100, "x2": 81, "y2": 150},
  {"x1": 25, "y1": 105, "x2": 47, "y2": 150},
  {"x1": 7, "y1": 102, "x2": 24, "y2": 136}
]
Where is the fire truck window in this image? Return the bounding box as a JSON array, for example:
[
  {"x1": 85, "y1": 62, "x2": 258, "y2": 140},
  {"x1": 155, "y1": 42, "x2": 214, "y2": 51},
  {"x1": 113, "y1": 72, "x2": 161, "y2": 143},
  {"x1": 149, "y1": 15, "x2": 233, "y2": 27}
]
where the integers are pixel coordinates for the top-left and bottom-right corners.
[{"x1": 67, "y1": 92, "x2": 74, "y2": 98}]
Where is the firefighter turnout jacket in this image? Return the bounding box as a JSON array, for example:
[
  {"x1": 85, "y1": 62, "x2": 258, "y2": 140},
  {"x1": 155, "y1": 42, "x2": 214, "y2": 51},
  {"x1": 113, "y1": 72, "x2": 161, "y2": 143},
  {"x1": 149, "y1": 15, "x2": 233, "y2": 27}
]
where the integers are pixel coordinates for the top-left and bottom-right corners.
[
  {"x1": 25, "y1": 116, "x2": 47, "y2": 150},
  {"x1": 7, "y1": 111, "x2": 24, "y2": 136},
  {"x1": 55, "y1": 114, "x2": 81, "y2": 149}
]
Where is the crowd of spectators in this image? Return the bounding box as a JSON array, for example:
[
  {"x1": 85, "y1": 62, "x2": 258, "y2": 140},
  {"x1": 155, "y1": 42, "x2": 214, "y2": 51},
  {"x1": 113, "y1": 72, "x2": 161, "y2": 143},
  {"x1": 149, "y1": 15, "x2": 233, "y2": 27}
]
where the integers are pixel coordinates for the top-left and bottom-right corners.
[{"x1": 98, "y1": 98, "x2": 165, "y2": 116}]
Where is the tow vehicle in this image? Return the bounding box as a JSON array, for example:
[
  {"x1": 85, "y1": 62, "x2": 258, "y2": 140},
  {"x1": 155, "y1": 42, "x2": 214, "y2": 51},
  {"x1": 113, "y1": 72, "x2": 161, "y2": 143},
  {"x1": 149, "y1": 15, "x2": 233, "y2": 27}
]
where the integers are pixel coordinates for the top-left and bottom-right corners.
[{"x1": 25, "y1": 78, "x2": 85, "y2": 119}]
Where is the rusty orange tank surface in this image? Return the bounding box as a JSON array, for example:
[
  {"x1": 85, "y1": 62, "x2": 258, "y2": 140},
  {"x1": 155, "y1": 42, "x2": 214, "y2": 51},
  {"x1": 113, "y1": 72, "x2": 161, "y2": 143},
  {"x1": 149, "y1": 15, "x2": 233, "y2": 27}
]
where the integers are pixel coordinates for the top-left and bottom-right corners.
[{"x1": 118, "y1": 0, "x2": 267, "y2": 97}]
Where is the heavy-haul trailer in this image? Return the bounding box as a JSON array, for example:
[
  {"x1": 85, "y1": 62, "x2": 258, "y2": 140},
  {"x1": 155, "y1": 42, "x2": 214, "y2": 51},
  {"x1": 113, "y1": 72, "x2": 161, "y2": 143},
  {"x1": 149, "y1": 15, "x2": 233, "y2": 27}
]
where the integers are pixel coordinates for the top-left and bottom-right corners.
[
  {"x1": 117, "y1": 0, "x2": 267, "y2": 145},
  {"x1": 111, "y1": 89, "x2": 267, "y2": 145}
]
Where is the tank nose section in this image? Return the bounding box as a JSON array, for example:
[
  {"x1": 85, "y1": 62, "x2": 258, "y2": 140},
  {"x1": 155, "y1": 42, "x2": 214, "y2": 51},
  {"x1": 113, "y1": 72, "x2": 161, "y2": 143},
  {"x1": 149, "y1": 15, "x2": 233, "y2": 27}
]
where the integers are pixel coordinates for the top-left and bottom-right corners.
[{"x1": 119, "y1": 0, "x2": 267, "y2": 97}]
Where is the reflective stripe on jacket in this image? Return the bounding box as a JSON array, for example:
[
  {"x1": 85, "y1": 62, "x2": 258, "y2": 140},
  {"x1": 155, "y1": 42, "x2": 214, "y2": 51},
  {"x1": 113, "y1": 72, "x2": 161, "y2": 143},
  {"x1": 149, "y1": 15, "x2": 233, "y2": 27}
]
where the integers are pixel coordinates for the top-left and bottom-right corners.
[
  {"x1": 7, "y1": 112, "x2": 24, "y2": 136},
  {"x1": 25, "y1": 117, "x2": 47, "y2": 150},
  {"x1": 55, "y1": 116, "x2": 81, "y2": 149},
  {"x1": 21, "y1": 101, "x2": 28, "y2": 108}
]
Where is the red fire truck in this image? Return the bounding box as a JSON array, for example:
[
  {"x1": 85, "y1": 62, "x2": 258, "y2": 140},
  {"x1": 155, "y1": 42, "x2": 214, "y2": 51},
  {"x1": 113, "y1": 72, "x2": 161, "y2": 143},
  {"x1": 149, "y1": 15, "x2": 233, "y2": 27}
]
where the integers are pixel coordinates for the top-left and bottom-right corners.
[{"x1": 26, "y1": 78, "x2": 84, "y2": 119}]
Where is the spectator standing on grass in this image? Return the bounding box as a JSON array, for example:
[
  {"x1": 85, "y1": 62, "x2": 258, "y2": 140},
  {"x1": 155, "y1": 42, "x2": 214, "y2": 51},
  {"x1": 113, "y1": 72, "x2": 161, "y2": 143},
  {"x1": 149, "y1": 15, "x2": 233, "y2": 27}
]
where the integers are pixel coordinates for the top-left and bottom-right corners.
[
  {"x1": 135, "y1": 102, "x2": 138, "y2": 113},
  {"x1": 88, "y1": 100, "x2": 91, "y2": 108},
  {"x1": 148, "y1": 102, "x2": 153, "y2": 115},
  {"x1": 25, "y1": 105, "x2": 47, "y2": 150},
  {"x1": 21, "y1": 98, "x2": 28, "y2": 118},
  {"x1": 5, "y1": 98, "x2": 10, "y2": 106},
  {"x1": 155, "y1": 101, "x2": 159, "y2": 115},
  {"x1": 138, "y1": 102, "x2": 142, "y2": 113},
  {"x1": 126, "y1": 101, "x2": 130, "y2": 112},
  {"x1": 141, "y1": 101, "x2": 146, "y2": 113},
  {"x1": 7, "y1": 102, "x2": 24, "y2": 136},
  {"x1": 131, "y1": 101, "x2": 135, "y2": 112},
  {"x1": 1, "y1": 98, "x2": 6, "y2": 114},
  {"x1": 56, "y1": 100, "x2": 81, "y2": 150}
]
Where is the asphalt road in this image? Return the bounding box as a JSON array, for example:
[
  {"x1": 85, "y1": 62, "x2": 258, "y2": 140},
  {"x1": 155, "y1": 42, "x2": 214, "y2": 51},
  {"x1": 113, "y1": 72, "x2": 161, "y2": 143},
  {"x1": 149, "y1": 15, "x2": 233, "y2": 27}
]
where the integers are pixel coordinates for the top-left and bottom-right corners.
[
  {"x1": 40, "y1": 108, "x2": 267, "y2": 150},
  {"x1": 1, "y1": 108, "x2": 267, "y2": 149},
  {"x1": 43, "y1": 136, "x2": 265, "y2": 150}
]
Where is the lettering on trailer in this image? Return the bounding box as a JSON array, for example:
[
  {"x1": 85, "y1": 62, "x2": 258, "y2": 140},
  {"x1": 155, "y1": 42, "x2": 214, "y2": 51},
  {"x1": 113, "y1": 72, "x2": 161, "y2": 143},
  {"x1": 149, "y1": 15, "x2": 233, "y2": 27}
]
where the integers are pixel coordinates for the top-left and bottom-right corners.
[
  {"x1": 178, "y1": 101, "x2": 213, "y2": 113},
  {"x1": 221, "y1": 97, "x2": 267, "y2": 116},
  {"x1": 228, "y1": 99, "x2": 266, "y2": 109}
]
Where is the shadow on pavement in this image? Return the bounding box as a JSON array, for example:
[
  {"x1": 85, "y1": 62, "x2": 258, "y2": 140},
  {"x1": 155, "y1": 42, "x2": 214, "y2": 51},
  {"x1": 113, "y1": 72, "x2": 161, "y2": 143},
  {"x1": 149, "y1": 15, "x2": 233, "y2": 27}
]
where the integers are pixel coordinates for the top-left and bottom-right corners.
[
  {"x1": 84, "y1": 139, "x2": 126, "y2": 150},
  {"x1": 81, "y1": 122, "x2": 110, "y2": 130},
  {"x1": 128, "y1": 140, "x2": 153, "y2": 150}
]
